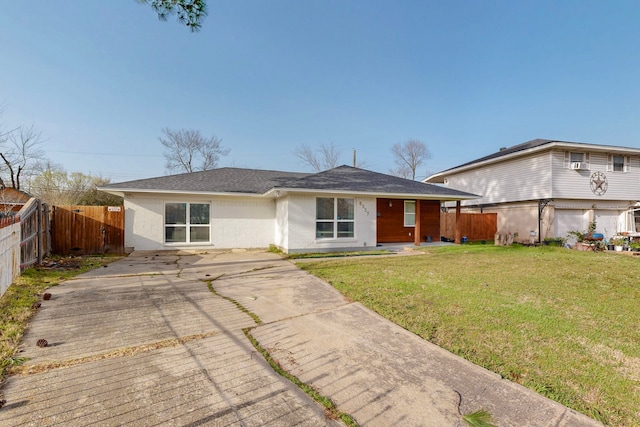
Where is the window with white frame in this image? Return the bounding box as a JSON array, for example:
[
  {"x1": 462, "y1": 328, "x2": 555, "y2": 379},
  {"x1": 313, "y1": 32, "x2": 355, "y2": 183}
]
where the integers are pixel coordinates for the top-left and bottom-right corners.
[
  {"x1": 570, "y1": 152, "x2": 585, "y2": 163},
  {"x1": 316, "y1": 197, "x2": 354, "y2": 239},
  {"x1": 607, "y1": 154, "x2": 628, "y2": 172},
  {"x1": 165, "y1": 202, "x2": 210, "y2": 243},
  {"x1": 565, "y1": 151, "x2": 590, "y2": 169},
  {"x1": 404, "y1": 200, "x2": 416, "y2": 227}
]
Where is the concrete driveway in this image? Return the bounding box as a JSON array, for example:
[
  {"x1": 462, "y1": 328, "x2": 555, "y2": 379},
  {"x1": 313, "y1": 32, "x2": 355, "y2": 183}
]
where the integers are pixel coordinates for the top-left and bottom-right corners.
[{"x1": 0, "y1": 250, "x2": 601, "y2": 426}]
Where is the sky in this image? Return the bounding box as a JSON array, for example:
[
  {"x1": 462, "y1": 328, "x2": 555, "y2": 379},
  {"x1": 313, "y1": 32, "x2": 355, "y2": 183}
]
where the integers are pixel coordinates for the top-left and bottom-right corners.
[{"x1": 1, "y1": 0, "x2": 640, "y2": 183}]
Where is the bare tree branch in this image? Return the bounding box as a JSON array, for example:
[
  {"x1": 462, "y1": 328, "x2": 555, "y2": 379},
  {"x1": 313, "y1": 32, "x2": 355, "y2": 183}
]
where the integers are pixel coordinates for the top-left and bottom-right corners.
[
  {"x1": 320, "y1": 143, "x2": 340, "y2": 169},
  {"x1": 160, "y1": 128, "x2": 228, "y2": 174},
  {"x1": 390, "y1": 139, "x2": 431, "y2": 180},
  {"x1": 0, "y1": 125, "x2": 44, "y2": 190},
  {"x1": 294, "y1": 145, "x2": 322, "y2": 172},
  {"x1": 389, "y1": 164, "x2": 412, "y2": 180},
  {"x1": 294, "y1": 142, "x2": 341, "y2": 172}
]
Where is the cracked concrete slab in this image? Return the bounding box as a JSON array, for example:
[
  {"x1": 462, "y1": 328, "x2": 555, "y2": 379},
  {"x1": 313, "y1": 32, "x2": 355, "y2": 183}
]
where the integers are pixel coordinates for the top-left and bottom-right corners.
[
  {"x1": 0, "y1": 251, "x2": 341, "y2": 427},
  {"x1": 2, "y1": 333, "x2": 330, "y2": 427},
  {"x1": 1, "y1": 250, "x2": 602, "y2": 427}
]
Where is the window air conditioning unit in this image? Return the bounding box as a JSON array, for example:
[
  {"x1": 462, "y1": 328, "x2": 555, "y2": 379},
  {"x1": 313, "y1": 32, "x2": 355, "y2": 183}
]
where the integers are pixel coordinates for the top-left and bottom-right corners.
[{"x1": 570, "y1": 162, "x2": 587, "y2": 170}]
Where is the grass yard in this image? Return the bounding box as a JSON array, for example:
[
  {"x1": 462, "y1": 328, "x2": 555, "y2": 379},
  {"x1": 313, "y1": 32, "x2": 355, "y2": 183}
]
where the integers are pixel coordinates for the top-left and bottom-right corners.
[{"x1": 298, "y1": 245, "x2": 640, "y2": 426}]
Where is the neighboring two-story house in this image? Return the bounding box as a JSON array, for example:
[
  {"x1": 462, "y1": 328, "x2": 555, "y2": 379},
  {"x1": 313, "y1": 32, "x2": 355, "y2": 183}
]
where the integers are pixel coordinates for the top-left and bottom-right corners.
[{"x1": 425, "y1": 139, "x2": 640, "y2": 242}]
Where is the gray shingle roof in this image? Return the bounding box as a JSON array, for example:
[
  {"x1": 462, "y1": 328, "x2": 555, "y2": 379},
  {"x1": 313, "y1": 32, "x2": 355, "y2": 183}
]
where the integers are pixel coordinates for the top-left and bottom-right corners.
[
  {"x1": 447, "y1": 138, "x2": 555, "y2": 171},
  {"x1": 435, "y1": 138, "x2": 640, "y2": 176},
  {"x1": 275, "y1": 165, "x2": 476, "y2": 197},
  {"x1": 101, "y1": 168, "x2": 311, "y2": 194},
  {"x1": 101, "y1": 165, "x2": 477, "y2": 199}
]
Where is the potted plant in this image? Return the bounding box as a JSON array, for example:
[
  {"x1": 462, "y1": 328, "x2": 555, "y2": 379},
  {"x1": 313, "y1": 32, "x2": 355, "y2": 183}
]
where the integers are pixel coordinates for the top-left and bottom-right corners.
[
  {"x1": 567, "y1": 230, "x2": 590, "y2": 250},
  {"x1": 611, "y1": 237, "x2": 625, "y2": 252},
  {"x1": 629, "y1": 241, "x2": 640, "y2": 252}
]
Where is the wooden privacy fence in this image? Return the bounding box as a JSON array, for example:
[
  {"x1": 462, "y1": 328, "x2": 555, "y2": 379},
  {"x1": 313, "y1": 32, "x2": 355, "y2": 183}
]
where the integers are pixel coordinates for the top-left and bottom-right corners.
[
  {"x1": 0, "y1": 198, "x2": 51, "y2": 296},
  {"x1": 20, "y1": 198, "x2": 51, "y2": 270},
  {"x1": 52, "y1": 206, "x2": 124, "y2": 255},
  {"x1": 441, "y1": 212, "x2": 498, "y2": 242}
]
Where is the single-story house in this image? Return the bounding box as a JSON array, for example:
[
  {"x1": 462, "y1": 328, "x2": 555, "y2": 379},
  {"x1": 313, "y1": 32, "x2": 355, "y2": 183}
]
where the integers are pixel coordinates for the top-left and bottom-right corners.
[
  {"x1": 425, "y1": 139, "x2": 640, "y2": 242},
  {"x1": 99, "y1": 165, "x2": 477, "y2": 253}
]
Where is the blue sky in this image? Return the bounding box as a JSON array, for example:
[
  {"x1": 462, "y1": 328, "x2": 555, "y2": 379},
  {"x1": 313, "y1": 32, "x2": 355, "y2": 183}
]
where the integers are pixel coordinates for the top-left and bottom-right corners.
[{"x1": 1, "y1": 1, "x2": 639, "y2": 183}]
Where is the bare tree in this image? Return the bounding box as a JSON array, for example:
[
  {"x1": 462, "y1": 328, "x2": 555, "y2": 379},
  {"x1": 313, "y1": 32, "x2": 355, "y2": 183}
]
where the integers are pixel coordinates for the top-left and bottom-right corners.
[
  {"x1": 390, "y1": 139, "x2": 431, "y2": 180},
  {"x1": 294, "y1": 142, "x2": 341, "y2": 172},
  {"x1": 79, "y1": 176, "x2": 124, "y2": 206},
  {"x1": 389, "y1": 164, "x2": 412, "y2": 180},
  {"x1": 160, "y1": 128, "x2": 229, "y2": 174},
  {"x1": 0, "y1": 125, "x2": 44, "y2": 190},
  {"x1": 138, "y1": 0, "x2": 208, "y2": 31},
  {"x1": 27, "y1": 162, "x2": 123, "y2": 206},
  {"x1": 27, "y1": 161, "x2": 78, "y2": 205}
]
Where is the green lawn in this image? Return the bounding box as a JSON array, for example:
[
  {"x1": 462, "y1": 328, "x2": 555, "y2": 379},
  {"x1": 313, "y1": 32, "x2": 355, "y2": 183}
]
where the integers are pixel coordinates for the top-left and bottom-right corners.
[{"x1": 298, "y1": 245, "x2": 640, "y2": 426}]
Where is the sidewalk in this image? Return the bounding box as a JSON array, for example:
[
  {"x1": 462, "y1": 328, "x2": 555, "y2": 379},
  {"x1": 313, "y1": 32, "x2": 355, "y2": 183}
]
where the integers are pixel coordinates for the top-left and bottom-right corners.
[{"x1": 0, "y1": 250, "x2": 602, "y2": 426}]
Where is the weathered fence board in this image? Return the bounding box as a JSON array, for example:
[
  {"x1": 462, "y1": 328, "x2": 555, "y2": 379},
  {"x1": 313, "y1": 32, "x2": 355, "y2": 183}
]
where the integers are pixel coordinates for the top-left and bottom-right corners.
[
  {"x1": 20, "y1": 198, "x2": 42, "y2": 270},
  {"x1": 441, "y1": 212, "x2": 498, "y2": 242},
  {"x1": 0, "y1": 218, "x2": 20, "y2": 296},
  {"x1": 52, "y1": 206, "x2": 124, "y2": 255},
  {"x1": 0, "y1": 197, "x2": 50, "y2": 296}
]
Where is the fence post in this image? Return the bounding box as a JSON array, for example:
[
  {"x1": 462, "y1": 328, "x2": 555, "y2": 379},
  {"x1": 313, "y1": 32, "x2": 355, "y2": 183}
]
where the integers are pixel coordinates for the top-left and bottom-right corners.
[
  {"x1": 43, "y1": 203, "x2": 51, "y2": 257},
  {"x1": 454, "y1": 201, "x2": 462, "y2": 243},
  {"x1": 37, "y1": 199, "x2": 43, "y2": 264}
]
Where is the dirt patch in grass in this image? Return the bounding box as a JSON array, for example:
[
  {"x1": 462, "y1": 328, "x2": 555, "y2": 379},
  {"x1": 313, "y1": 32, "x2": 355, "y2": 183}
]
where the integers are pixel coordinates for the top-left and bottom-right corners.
[{"x1": 38, "y1": 257, "x2": 84, "y2": 271}]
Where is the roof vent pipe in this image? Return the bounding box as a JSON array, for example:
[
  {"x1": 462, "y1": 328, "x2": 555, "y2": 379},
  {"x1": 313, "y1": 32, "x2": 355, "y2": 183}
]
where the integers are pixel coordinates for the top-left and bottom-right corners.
[{"x1": 499, "y1": 147, "x2": 507, "y2": 151}]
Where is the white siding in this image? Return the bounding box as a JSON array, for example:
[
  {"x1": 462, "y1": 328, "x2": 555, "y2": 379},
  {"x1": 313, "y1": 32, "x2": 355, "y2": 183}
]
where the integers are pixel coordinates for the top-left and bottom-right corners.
[
  {"x1": 446, "y1": 151, "x2": 552, "y2": 206},
  {"x1": 552, "y1": 150, "x2": 640, "y2": 200},
  {"x1": 284, "y1": 194, "x2": 377, "y2": 253},
  {"x1": 441, "y1": 145, "x2": 640, "y2": 238}
]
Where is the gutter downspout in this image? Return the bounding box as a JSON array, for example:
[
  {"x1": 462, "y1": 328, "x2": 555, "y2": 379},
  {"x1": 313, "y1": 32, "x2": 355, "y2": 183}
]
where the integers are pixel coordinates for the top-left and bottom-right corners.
[{"x1": 538, "y1": 199, "x2": 552, "y2": 244}]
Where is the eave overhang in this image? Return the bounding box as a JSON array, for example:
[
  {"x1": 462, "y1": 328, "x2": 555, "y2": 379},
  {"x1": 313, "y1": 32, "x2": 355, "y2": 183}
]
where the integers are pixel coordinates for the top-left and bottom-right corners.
[
  {"x1": 100, "y1": 186, "x2": 479, "y2": 202},
  {"x1": 425, "y1": 141, "x2": 640, "y2": 184}
]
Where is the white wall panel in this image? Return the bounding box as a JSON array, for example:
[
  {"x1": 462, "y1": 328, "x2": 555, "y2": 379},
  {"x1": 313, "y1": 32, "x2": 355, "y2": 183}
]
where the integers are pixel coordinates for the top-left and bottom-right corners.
[
  {"x1": 124, "y1": 194, "x2": 275, "y2": 251},
  {"x1": 210, "y1": 199, "x2": 275, "y2": 249},
  {"x1": 447, "y1": 151, "x2": 552, "y2": 205},
  {"x1": 285, "y1": 194, "x2": 377, "y2": 253},
  {"x1": 552, "y1": 150, "x2": 640, "y2": 200},
  {"x1": 124, "y1": 196, "x2": 164, "y2": 250}
]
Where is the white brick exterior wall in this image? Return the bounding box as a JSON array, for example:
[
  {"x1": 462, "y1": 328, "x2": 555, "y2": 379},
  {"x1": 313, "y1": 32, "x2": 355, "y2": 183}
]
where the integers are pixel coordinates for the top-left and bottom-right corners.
[
  {"x1": 282, "y1": 194, "x2": 377, "y2": 253},
  {"x1": 123, "y1": 192, "x2": 378, "y2": 253},
  {"x1": 211, "y1": 198, "x2": 275, "y2": 248},
  {"x1": 274, "y1": 197, "x2": 288, "y2": 249},
  {"x1": 124, "y1": 195, "x2": 164, "y2": 250},
  {"x1": 124, "y1": 193, "x2": 275, "y2": 251}
]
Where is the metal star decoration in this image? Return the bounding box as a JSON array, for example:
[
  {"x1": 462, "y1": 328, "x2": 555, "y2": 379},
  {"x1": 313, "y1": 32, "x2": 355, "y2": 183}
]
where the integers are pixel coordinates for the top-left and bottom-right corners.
[{"x1": 590, "y1": 172, "x2": 608, "y2": 196}]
